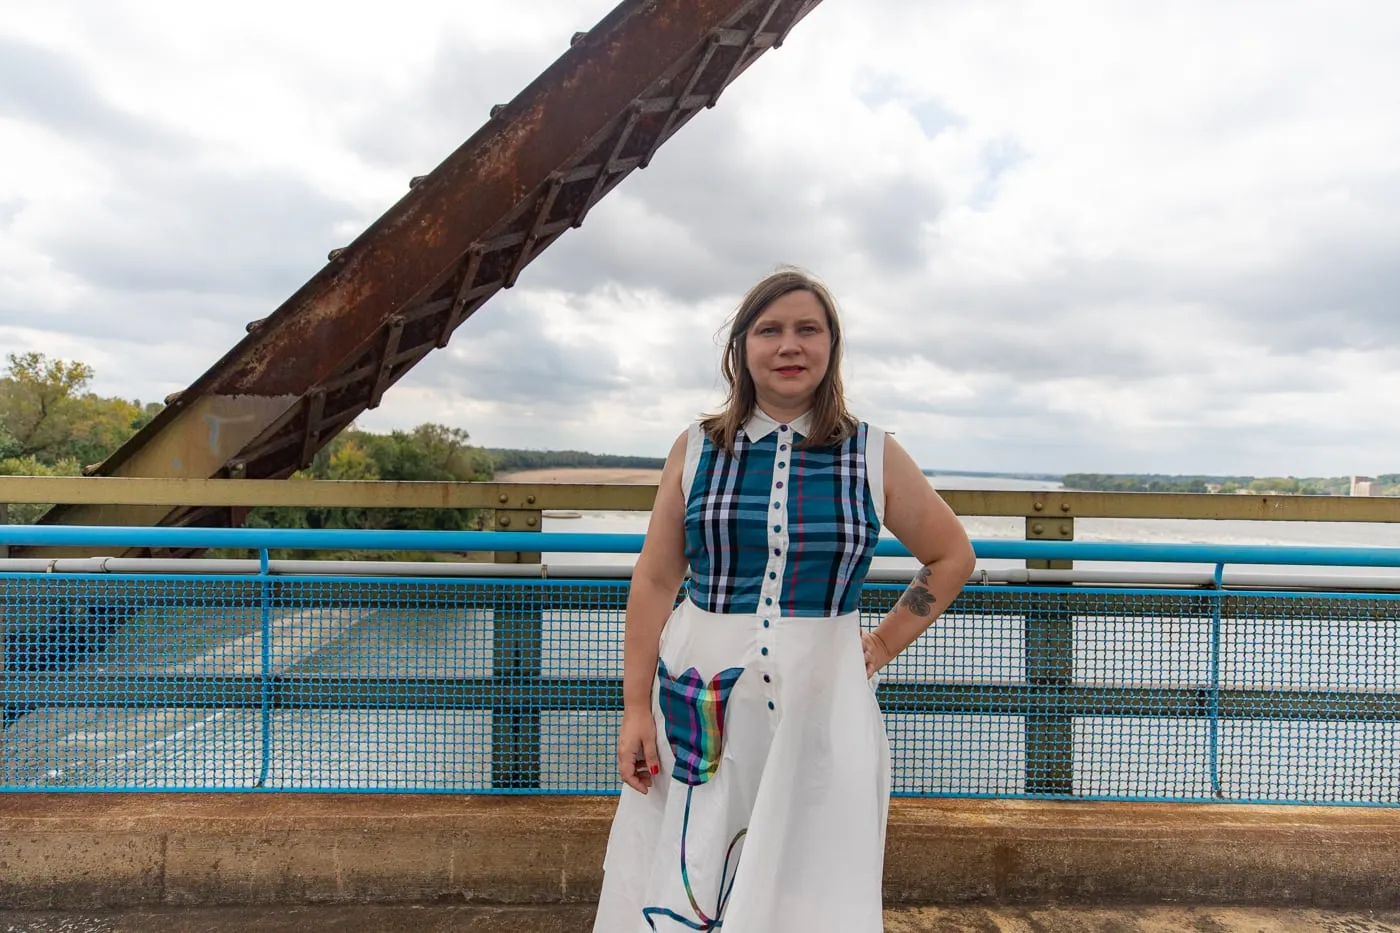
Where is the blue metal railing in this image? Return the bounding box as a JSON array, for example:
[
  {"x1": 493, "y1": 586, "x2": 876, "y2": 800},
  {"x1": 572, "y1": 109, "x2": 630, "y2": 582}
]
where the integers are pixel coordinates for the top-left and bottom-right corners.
[
  {"x1": 5, "y1": 525, "x2": 1400, "y2": 566},
  {"x1": 2, "y1": 527, "x2": 1400, "y2": 805}
]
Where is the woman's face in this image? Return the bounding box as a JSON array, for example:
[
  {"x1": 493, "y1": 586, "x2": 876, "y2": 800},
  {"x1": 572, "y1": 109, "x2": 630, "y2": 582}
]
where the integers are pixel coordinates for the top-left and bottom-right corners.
[{"x1": 743, "y1": 289, "x2": 832, "y2": 415}]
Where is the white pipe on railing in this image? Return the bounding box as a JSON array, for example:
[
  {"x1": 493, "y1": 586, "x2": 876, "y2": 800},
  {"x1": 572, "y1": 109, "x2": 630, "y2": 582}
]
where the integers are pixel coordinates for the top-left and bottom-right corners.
[
  {"x1": 963, "y1": 568, "x2": 1216, "y2": 587},
  {"x1": 3, "y1": 558, "x2": 1400, "y2": 591},
  {"x1": 0, "y1": 557, "x2": 630, "y2": 579},
  {"x1": 967, "y1": 567, "x2": 1400, "y2": 590}
]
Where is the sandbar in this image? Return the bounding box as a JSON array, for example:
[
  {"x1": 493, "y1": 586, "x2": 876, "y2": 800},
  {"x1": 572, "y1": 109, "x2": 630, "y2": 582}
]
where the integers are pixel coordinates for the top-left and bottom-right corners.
[{"x1": 496, "y1": 467, "x2": 664, "y2": 485}]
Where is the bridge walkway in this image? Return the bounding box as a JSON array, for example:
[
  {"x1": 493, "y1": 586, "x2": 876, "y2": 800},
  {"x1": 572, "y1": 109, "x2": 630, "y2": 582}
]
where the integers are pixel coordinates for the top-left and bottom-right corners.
[{"x1": 4, "y1": 905, "x2": 1400, "y2": 932}]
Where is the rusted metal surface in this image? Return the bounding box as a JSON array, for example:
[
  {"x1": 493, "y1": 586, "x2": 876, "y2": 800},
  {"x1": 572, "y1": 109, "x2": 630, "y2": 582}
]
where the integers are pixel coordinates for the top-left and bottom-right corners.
[{"x1": 33, "y1": 0, "x2": 823, "y2": 541}]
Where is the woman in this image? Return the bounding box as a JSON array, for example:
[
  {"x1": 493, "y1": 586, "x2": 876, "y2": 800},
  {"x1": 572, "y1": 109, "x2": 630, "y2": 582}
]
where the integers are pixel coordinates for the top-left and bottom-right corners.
[{"x1": 593, "y1": 268, "x2": 976, "y2": 932}]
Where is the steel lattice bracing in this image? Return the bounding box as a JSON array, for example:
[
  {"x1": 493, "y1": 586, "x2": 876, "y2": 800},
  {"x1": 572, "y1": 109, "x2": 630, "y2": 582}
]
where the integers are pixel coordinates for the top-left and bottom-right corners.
[{"x1": 37, "y1": 0, "x2": 823, "y2": 535}]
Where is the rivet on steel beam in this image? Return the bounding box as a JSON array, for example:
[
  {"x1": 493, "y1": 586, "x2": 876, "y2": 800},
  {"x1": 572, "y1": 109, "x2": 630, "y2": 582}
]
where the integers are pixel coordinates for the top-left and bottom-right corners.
[
  {"x1": 527, "y1": 516, "x2": 538, "y2": 527},
  {"x1": 409, "y1": 175, "x2": 427, "y2": 189},
  {"x1": 499, "y1": 515, "x2": 512, "y2": 528},
  {"x1": 1033, "y1": 502, "x2": 1044, "y2": 511},
  {"x1": 1061, "y1": 502, "x2": 1072, "y2": 513},
  {"x1": 490, "y1": 104, "x2": 505, "y2": 118},
  {"x1": 1059, "y1": 525, "x2": 1071, "y2": 537},
  {"x1": 1031, "y1": 523, "x2": 1044, "y2": 536},
  {"x1": 498, "y1": 494, "x2": 509, "y2": 504},
  {"x1": 328, "y1": 247, "x2": 347, "y2": 261},
  {"x1": 571, "y1": 31, "x2": 588, "y2": 47},
  {"x1": 526, "y1": 495, "x2": 537, "y2": 505}
]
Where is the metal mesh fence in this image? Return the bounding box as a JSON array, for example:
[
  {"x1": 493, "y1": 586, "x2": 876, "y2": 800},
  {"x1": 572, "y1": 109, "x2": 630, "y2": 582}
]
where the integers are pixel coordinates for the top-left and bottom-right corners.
[{"x1": 2, "y1": 573, "x2": 1398, "y2": 804}]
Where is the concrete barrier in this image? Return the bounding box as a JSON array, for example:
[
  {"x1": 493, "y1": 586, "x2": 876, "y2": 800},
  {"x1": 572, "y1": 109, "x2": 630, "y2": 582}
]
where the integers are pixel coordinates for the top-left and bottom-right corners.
[{"x1": 3, "y1": 794, "x2": 1399, "y2": 910}]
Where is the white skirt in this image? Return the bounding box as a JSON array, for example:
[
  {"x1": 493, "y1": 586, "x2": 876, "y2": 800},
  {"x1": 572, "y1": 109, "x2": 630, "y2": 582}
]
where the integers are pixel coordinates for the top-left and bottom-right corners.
[{"x1": 593, "y1": 598, "x2": 890, "y2": 932}]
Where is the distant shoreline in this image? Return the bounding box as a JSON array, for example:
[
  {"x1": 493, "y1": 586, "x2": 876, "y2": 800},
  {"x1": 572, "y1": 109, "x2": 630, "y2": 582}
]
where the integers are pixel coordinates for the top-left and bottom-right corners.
[
  {"x1": 495, "y1": 465, "x2": 1395, "y2": 496},
  {"x1": 496, "y1": 467, "x2": 1048, "y2": 487}
]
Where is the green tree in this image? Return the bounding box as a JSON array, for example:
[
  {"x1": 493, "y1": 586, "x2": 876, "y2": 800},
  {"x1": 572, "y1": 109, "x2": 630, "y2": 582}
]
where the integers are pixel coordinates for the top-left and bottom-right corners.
[
  {"x1": 383, "y1": 424, "x2": 493, "y2": 482},
  {"x1": 0, "y1": 352, "x2": 95, "y2": 462},
  {"x1": 245, "y1": 424, "x2": 496, "y2": 543},
  {"x1": 326, "y1": 437, "x2": 379, "y2": 481},
  {"x1": 0, "y1": 354, "x2": 167, "y2": 474},
  {"x1": 0, "y1": 420, "x2": 19, "y2": 460}
]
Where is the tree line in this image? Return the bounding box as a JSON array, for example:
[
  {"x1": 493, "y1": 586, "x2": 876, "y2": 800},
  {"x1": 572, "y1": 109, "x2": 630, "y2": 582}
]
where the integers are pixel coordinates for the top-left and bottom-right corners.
[
  {"x1": 0, "y1": 353, "x2": 164, "y2": 523},
  {"x1": 1062, "y1": 473, "x2": 1400, "y2": 496},
  {"x1": 0, "y1": 353, "x2": 163, "y2": 476},
  {"x1": 488, "y1": 448, "x2": 665, "y2": 471}
]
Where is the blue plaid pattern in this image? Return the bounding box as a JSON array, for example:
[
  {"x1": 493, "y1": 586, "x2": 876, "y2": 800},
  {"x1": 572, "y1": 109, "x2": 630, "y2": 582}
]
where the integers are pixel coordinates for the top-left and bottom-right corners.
[{"x1": 684, "y1": 423, "x2": 880, "y2": 616}]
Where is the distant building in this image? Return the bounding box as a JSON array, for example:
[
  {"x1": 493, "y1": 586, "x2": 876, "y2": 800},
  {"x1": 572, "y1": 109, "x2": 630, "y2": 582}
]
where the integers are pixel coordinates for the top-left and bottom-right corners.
[{"x1": 1351, "y1": 476, "x2": 1375, "y2": 497}]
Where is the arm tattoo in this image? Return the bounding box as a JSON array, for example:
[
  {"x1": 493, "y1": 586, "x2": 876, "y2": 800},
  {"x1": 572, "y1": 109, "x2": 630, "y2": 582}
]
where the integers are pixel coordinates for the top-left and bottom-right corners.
[{"x1": 898, "y1": 565, "x2": 936, "y2": 617}]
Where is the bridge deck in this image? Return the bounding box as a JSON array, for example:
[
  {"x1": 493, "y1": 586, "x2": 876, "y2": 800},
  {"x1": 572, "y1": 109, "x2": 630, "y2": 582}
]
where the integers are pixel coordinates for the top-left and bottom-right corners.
[{"x1": 4, "y1": 905, "x2": 1400, "y2": 932}]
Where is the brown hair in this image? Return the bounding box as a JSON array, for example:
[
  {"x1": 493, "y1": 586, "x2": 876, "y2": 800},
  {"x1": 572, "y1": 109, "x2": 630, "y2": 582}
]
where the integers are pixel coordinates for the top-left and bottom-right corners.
[{"x1": 700, "y1": 267, "x2": 857, "y2": 457}]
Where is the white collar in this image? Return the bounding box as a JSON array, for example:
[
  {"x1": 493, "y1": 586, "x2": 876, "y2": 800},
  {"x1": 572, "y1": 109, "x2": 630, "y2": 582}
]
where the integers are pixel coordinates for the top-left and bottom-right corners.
[{"x1": 743, "y1": 407, "x2": 814, "y2": 441}]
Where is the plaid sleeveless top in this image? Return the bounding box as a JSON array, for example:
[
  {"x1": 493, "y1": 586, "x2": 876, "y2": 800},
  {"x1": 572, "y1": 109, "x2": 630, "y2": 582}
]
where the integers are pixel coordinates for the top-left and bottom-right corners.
[{"x1": 682, "y1": 412, "x2": 884, "y2": 617}]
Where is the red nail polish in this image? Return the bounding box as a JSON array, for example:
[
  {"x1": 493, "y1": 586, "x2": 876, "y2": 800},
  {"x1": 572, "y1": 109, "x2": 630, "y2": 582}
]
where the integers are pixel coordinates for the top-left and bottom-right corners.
[{"x1": 650, "y1": 765, "x2": 660, "y2": 775}]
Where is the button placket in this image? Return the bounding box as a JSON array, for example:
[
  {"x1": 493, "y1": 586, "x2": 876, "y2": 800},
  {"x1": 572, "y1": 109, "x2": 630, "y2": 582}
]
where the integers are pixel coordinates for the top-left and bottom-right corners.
[{"x1": 759, "y1": 427, "x2": 791, "y2": 712}]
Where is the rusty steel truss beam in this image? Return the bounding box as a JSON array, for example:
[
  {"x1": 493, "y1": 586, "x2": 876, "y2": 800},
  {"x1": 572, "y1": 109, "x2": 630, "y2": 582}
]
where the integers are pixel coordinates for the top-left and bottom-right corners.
[{"x1": 34, "y1": 0, "x2": 823, "y2": 539}]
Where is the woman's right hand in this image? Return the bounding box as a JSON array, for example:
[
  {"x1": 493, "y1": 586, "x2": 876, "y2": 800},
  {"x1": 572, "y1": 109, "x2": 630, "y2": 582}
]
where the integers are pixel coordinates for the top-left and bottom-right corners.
[{"x1": 616, "y1": 706, "x2": 662, "y2": 794}]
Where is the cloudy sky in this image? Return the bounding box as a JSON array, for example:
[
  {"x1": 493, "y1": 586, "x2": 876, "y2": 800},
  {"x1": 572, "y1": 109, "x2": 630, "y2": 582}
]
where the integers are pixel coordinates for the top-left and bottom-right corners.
[{"x1": 2, "y1": 0, "x2": 1398, "y2": 477}]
